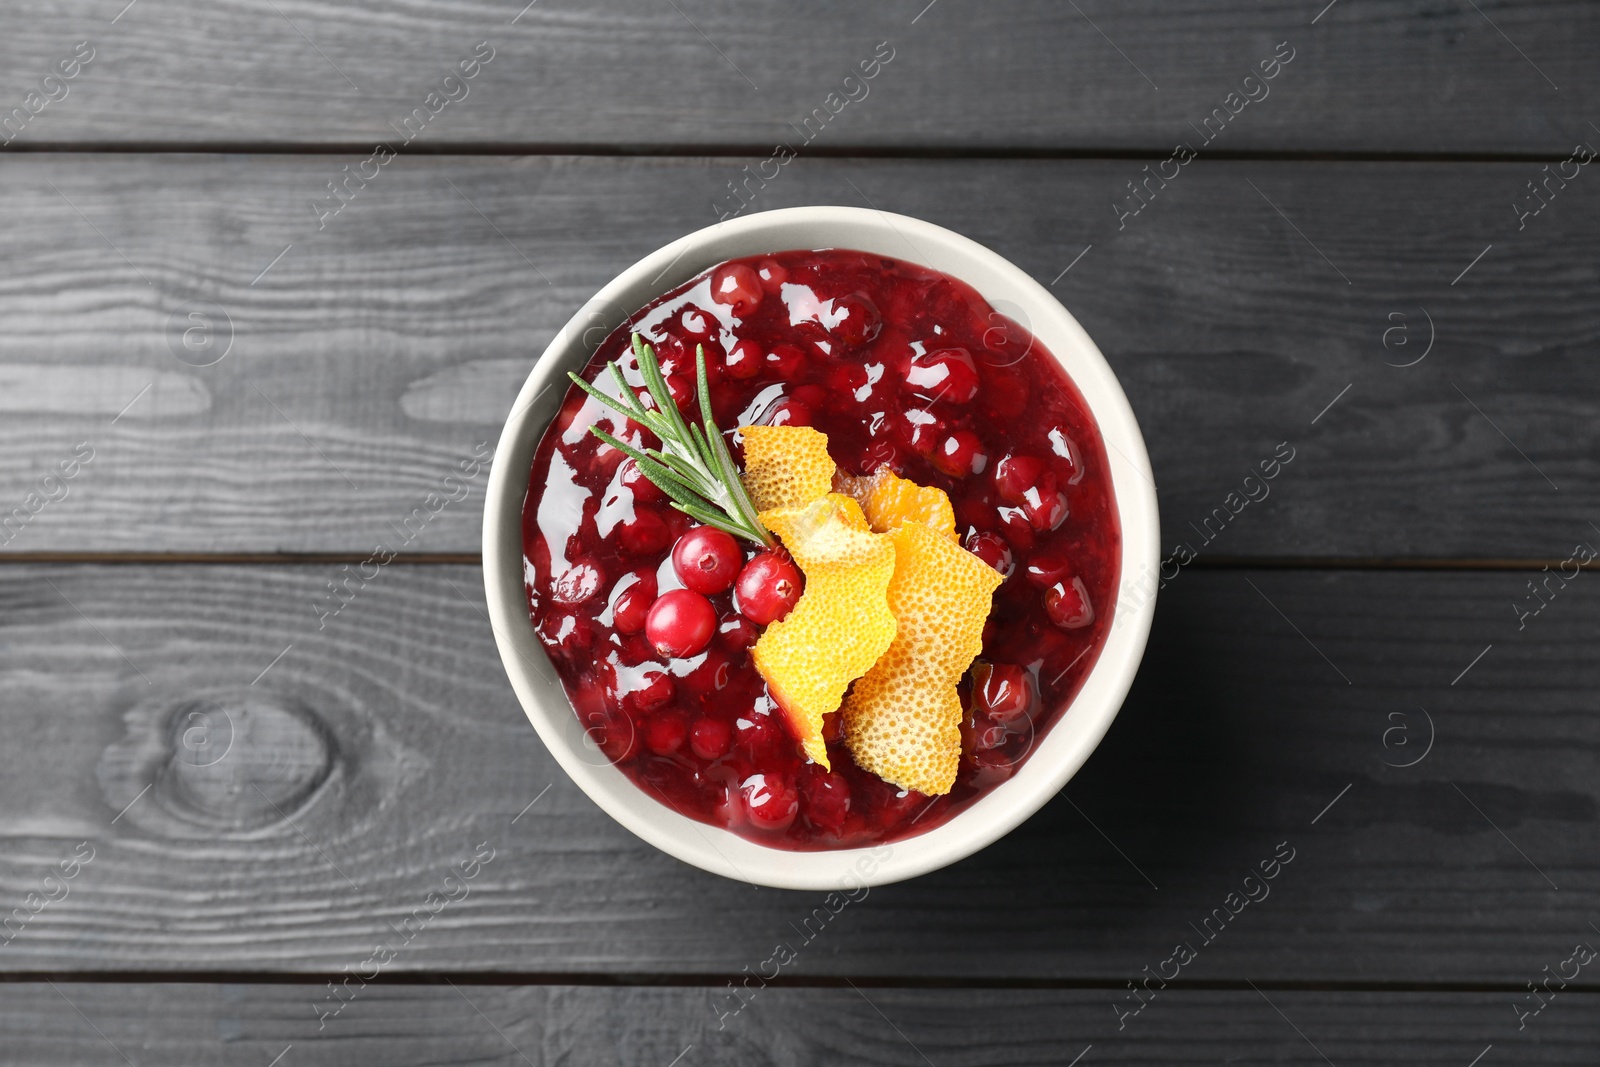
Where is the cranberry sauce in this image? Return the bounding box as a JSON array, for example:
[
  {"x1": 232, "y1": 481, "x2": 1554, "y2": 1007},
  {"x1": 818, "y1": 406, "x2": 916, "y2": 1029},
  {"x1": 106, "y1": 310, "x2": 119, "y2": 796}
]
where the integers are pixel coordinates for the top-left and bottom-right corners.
[{"x1": 522, "y1": 249, "x2": 1121, "y2": 850}]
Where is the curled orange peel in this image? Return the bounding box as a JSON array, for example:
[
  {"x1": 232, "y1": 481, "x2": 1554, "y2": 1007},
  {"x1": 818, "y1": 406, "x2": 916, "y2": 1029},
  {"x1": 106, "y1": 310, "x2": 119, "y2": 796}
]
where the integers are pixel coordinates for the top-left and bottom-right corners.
[
  {"x1": 837, "y1": 465, "x2": 957, "y2": 541},
  {"x1": 752, "y1": 494, "x2": 897, "y2": 769},
  {"x1": 739, "y1": 425, "x2": 837, "y2": 512},
  {"x1": 843, "y1": 520, "x2": 1004, "y2": 795}
]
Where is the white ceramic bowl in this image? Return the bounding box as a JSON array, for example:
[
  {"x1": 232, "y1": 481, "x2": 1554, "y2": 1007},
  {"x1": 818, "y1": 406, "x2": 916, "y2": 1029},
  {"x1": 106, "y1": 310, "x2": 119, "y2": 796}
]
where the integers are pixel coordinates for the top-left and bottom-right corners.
[{"x1": 483, "y1": 206, "x2": 1158, "y2": 889}]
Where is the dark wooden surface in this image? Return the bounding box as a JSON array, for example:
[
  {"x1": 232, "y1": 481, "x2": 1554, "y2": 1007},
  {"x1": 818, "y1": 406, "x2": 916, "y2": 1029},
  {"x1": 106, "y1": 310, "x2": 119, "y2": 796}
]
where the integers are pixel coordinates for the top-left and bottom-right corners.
[
  {"x1": 4, "y1": 984, "x2": 1593, "y2": 1065},
  {"x1": 0, "y1": 155, "x2": 1595, "y2": 559},
  {"x1": 0, "y1": 1, "x2": 1594, "y2": 153},
  {"x1": 1, "y1": 564, "x2": 1595, "y2": 984},
  {"x1": 3, "y1": 0, "x2": 1597, "y2": 1062}
]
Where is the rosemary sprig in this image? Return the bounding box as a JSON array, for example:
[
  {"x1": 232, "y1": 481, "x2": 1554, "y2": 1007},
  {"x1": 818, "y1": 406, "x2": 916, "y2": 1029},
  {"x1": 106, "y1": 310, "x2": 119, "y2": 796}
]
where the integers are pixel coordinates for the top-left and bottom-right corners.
[{"x1": 567, "y1": 333, "x2": 773, "y2": 547}]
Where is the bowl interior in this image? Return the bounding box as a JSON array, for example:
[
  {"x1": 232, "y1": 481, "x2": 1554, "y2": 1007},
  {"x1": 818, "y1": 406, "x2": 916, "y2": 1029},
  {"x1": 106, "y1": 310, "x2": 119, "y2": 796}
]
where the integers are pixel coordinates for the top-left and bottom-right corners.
[{"x1": 483, "y1": 206, "x2": 1159, "y2": 890}]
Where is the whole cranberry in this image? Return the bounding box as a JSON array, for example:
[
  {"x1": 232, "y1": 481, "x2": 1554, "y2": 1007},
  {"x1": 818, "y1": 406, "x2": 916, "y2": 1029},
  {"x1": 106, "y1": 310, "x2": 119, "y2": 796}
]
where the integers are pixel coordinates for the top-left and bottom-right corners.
[
  {"x1": 620, "y1": 458, "x2": 666, "y2": 504},
  {"x1": 679, "y1": 307, "x2": 713, "y2": 339},
  {"x1": 967, "y1": 716, "x2": 1010, "y2": 752},
  {"x1": 643, "y1": 709, "x2": 689, "y2": 755},
  {"x1": 906, "y1": 347, "x2": 980, "y2": 405},
  {"x1": 710, "y1": 262, "x2": 764, "y2": 317},
  {"x1": 1044, "y1": 577, "x2": 1095, "y2": 629},
  {"x1": 736, "y1": 711, "x2": 785, "y2": 762},
  {"x1": 718, "y1": 614, "x2": 760, "y2": 651},
  {"x1": 766, "y1": 399, "x2": 813, "y2": 427},
  {"x1": 968, "y1": 746, "x2": 1019, "y2": 782},
  {"x1": 994, "y1": 454, "x2": 1045, "y2": 505},
  {"x1": 618, "y1": 508, "x2": 671, "y2": 554},
  {"x1": 755, "y1": 258, "x2": 788, "y2": 294},
  {"x1": 672, "y1": 525, "x2": 742, "y2": 595},
  {"x1": 972, "y1": 663, "x2": 1034, "y2": 724},
  {"x1": 724, "y1": 338, "x2": 764, "y2": 380},
  {"x1": 996, "y1": 506, "x2": 1036, "y2": 552},
  {"x1": 831, "y1": 291, "x2": 882, "y2": 346},
  {"x1": 761, "y1": 343, "x2": 805, "y2": 378},
  {"x1": 609, "y1": 570, "x2": 658, "y2": 634},
  {"x1": 550, "y1": 559, "x2": 605, "y2": 605},
  {"x1": 683, "y1": 649, "x2": 733, "y2": 703},
  {"x1": 791, "y1": 384, "x2": 829, "y2": 409},
  {"x1": 902, "y1": 408, "x2": 946, "y2": 457},
  {"x1": 735, "y1": 550, "x2": 804, "y2": 625},
  {"x1": 1023, "y1": 552, "x2": 1072, "y2": 588},
  {"x1": 964, "y1": 531, "x2": 1014, "y2": 578},
  {"x1": 741, "y1": 773, "x2": 799, "y2": 832},
  {"x1": 645, "y1": 589, "x2": 717, "y2": 658},
  {"x1": 620, "y1": 666, "x2": 675, "y2": 714},
  {"x1": 931, "y1": 430, "x2": 989, "y2": 478},
  {"x1": 690, "y1": 716, "x2": 733, "y2": 760},
  {"x1": 801, "y1": 768, "x2": 851, "y2": 832},
  {"x1": 1023, "y1": 487, "x2": 1069, "y2": 532},
  {"x1": 582, "y1": 708, "x2": 637, "y2": 762}
]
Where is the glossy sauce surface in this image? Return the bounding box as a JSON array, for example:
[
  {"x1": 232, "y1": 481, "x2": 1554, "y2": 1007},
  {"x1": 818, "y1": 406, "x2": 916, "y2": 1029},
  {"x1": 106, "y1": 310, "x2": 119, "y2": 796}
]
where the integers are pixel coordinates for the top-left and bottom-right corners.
[{"x1": 523, "y1": 249, "x2": 1121, "y2": 849}]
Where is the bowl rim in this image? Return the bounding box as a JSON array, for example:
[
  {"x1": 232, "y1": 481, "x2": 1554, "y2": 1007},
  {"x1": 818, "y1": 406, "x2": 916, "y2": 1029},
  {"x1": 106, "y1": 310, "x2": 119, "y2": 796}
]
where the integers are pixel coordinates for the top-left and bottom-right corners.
[{"x1": 483, "y1": 205, "x2": 1159, "y2": 890}]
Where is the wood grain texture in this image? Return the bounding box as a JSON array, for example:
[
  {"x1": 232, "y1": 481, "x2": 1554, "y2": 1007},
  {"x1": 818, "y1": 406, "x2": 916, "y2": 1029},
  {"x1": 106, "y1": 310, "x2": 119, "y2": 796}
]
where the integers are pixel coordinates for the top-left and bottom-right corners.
[
  {"x1": 0, "y1": 1, "x2": 1594, "y2": 153},
  {"x1": 0, "y1": 154, "x2": 1595, "y2": 558},
  {"x1": 3, "y1": 983, "x2": 1594, "y2": 1066},
  {"x1": 1, "y1": 563, "x2": 1595, "y2": 980}
]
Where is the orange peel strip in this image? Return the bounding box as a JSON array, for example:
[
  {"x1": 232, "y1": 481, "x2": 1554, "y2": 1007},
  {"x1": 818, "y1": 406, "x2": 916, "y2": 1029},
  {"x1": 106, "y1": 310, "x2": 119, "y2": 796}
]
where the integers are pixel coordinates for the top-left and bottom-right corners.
[
  {"x1": 837, "y1": 464, "x2": 957, "y2": 541},
  {"x1": 843, "y1": 520, "x2": 1003, "y2": 795},
  {"x1": 739, "y1": 425, "x2": 837, "y2": 512},
  {"x1": 753, "y1": 494, "x2": 897, "y2": 768}
]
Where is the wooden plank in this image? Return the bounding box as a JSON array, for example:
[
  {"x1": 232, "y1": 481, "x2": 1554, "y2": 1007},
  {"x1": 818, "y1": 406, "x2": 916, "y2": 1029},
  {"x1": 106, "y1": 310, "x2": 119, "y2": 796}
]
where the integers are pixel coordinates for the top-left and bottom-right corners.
[
  {"x1": 0, "y1": 2, "x2": 1593, "y2": 152},
  {"x1": 0, "y1": 154, "x2": 1594, "y2": 558},
  {"x1": 0, "y1": 563, "x2": 1595, "y2": 980},
  {"x1": 2, "y1": 983, "x2": 1592, "y2": 1065}
]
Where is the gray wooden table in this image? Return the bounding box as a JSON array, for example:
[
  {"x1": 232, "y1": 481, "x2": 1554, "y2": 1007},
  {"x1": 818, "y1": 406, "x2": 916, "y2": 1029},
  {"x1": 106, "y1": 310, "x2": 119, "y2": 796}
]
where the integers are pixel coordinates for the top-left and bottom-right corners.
[{"x1": 2, "y1": 2, "x2": 1597, "y2": 1063}]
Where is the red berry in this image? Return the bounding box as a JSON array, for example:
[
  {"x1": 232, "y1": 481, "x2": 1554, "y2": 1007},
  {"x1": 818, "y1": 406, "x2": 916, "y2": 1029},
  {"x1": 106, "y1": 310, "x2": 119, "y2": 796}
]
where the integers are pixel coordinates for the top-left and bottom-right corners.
[
  {"x1": 550, "y1": 559, "x2": 604, "y2": 605},
  {"x1": 620, "y1": 665, "x2": 675, "y2": 714},
  {"x1": 968, "y1": 716, "x2": 1010, "y2": 752},
  {"x1": 902, "y1": 408, "x2": 945, "y2": 457},
  {"x1": 683, "y1": 649, "x2": 733, "y2": 702},
  {"x1": 620, "y1": 458, "x2": 666, "y2": 504},
  {"x1": 831, "y1": 291, "x2": 882, "y2": 346},
  {"x1": 766, "y1": 399, "x2": 813, "y2": 427},
  {"x1": 672, "y1": 525, "x2": 742, "y2": 595},
  {"x1": 802, "y1": 768, "x2": 851, "y2": 832},
  {"x1": 710, "y1": 262, "x2": 764, "y2": 317},
  {"x1": 906, "y1": 347, "x2": 980, "y2": 405},
  {"x1": 725, "y1": 339, "x2": 763, "y2": 380},
  {"x1": 741, "y1": 773, "x2": 798, "y2": 832},
  {"x1": 996, "y1": 506, "x2": 1036, "y2": 552},
  {"x1": 1044, "y1": 577, "x2": 1095, "y2": 629},
  {"x1": 679, "y1": 307, "x2": 713, "y2": 338},
  {"x1": 643, "y1": 709, "x2": 688, "y2": 755},
  {"x1": 965, "y1": 531, "x2": 1014, "y2": 577},
  {"x1": 718, "y1": 614, "x2": 760, "y2": 651},
  {"x1": 618, "y1": 508, "x2": 671, "y2": 554},
  {"x1": 755, "y1": 258, "x2": 788, "y2": 294},
  {"x1": 994, "y1": 454, "x2": 1045, "y2": 505},
  {"x1": 609, "y1": 570, "x2": 658, "y2": 634},
  {"x1": 582, "y1": 707, "x2": 637, "y2": 762},
  {"x1": 931, "y1": 430, "x2": 989, "y2": 478},
  {"x1": 736, "y1": 711, "x2": 785, "y2": 761},
  {"x1": 645, "y1": 589, "x2": 717, "y2": 658},
  {"x1": 690, "y1": 716, "x2": 733, "y2": 760},
  {"x1": 762, "y1": 343, "x2": 805, "y2": 378},
  {"x1": 1023, "y1": 487, "x2": 1069, "y2": 532},
  {"x1": 973, "y1": 663, "x2": 1034, "y2": 724},
  {"x1": 1023, "y1": 552, "x2": 1071, "y2": 588},
  {"x1": 735, "y1": 551, "x2": 804, "y2": 625}
]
